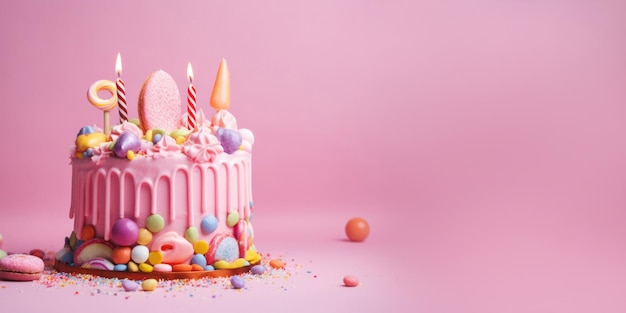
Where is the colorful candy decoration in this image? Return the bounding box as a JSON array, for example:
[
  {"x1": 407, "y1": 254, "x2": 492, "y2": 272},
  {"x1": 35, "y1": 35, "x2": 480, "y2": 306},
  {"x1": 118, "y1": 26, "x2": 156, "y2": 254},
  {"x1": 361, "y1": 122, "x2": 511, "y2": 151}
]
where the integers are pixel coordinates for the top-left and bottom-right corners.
[
  {"x1": 146, "y1": 214, "x2": 165, "y2": 233},
  {"x1": 226, "y1": 211, "x2": 240, "y2": 227},
  {"x1": 112, "y1": 131, "x2": 141, "y2": 158},
  {"x1": 72, "y1": 238, "x2": 113, "y2": 266},
  {"x1": 150, "y1": 231, "x2": 193, "y2": 265},
  {"x1": 138, "y1": 70, "x2": 181, "y2": 133},
  {"x1": 210, "y1": 59, "x2": 231, "y2": 110},
  {"x1": 142, "y1": 278, "x2": 158, "y2": 291},
  {"x1": 343, "y1": 275, "x2": 360, "y2": 287},
  {"x1": 206, "y1": 233, "x2": 239, "y2": 264},
  {"x1": 230, "y1": 275, "x2": 245, "y2": 289},
  {"x1": 122, "y1": 279, "x2": 140, "y2": 291},
  {"x1": 111, "y1": 218, "x2": 139, "y2": 246},
  {"x1": 345, "y1": 217, "x2": 370, "y2": 242},
  {"x1": 81, "y1": 257, "x2": 114, "y2": 270},
  {"x1": 215, "y1": 128, "x2": 243, "y2": 154},
  {"x1": 87, "y1": 80, "x2": 118, "y2": 136},
  {"x1": 130, "y1": 245, "x2": 149, "y2": 263},
  {"x1": 200, "y1": 215, "x2": 218, "y2": 234}
]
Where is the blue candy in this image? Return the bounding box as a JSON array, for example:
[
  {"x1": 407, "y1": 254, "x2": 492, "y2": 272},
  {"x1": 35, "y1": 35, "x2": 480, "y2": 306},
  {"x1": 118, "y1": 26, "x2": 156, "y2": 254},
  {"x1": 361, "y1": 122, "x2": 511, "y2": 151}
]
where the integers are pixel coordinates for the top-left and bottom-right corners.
[
  {"x1": 77, "y1": 125, "x2": 96, "y2": 136},
  {"x1": 191, "y1": 254, "x2": 207, "y2": 267},
  {"x1": 201, "y1": 215, "x2": 218, "y2": 234},
  {"x1": 152, "y1": 133, "x2": 163, "y2": 144},
  {"x1": 205, "y1": 265, "x2": 215, "y2": 271},
  {"x1": 114, "y1": 264, "x2": 128, "y2": 271}
]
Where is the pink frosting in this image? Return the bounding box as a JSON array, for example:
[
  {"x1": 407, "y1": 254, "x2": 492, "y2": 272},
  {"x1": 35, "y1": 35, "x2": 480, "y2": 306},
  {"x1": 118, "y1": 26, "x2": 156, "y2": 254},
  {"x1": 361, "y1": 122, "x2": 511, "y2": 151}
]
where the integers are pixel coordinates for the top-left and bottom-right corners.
[
  {"x1": 182, "y1": 127, "x2": 224, "y2": 163},
  {"x1": 211, "y1": 110, "x2": 238, "y2": 130},
  {"x1": 181, "y1": 109, "x2": 210, "y2": 129},
  {"x1": 110, "y1": 122, "x2": 144, "y2": 141},
  {"x1": 147, "y1": 135, "x2": 181, "y2": 159}
]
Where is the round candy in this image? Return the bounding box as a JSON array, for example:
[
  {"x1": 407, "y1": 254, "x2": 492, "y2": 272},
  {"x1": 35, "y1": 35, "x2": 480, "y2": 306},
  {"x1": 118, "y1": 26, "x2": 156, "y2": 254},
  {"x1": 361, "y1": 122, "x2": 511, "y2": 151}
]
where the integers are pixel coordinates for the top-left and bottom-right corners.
[
  {"x1": 343, "y1": 275, "x2": 360, "y2": 287},
  {"x1": 29, "y1": 249, "x2": 45, "y2": 260},
  {"x1": 200, "y1": 215, "x2": 218, "y2": 234},
  {"x1": 184, "y1": 226, "x2": 199, "y2": 243},
  {"x1": 226, "y1": 211, "x2": 239, "y2": 227},
  {"x1": 193, "y1": 240, "x2": 209, "y2": 255},
  {"x1": 114, "y1": 264, "x2": 128, "y2": 271},
  {"x1": 112, "y1": 246, "x2": 131, "y2": 264},
  {"x1": 152, "y1": 133, "x2": 163, "y2": 144},
  {"x1": 139, "y1": 263, "x2": 154, "y2": 273},
  {"x1": 345, "y1": 217, "x2": 370, "y2": 242},
  {"x1": 141, "y1": 278, "x2": 158, "y2": 291},
  {"x1": 122, "y1": 279, "x2": 140, "y2": 291},
  {"x1": 146, "y1": 214, "x2": 165, "y2": 233},
  {"x1": 230, "y1": 275, "x2": 245, "y2": 289},
  {"x1": 113, "y1": 131, "x2": 141, "y2": 159},
  {"x1": 250, "y1": 264, "x2": 266, "y2": 275},
  {"x1": 190, "y1": 254, "x2": 207, "y2": 267},
  {"x1": 127, "y1": 261, "x2": 139, "y2": 272},
  {"x1": 111, "y1": 218, "x2": 139, "y2": 246},
  {"x1": 0, "y1": 250, "x2": 6, "y2": 260},
  {"x1": 137, "y1": 228, "x2": 153, "y2": 245},
  {"x1": 148, "y1": 251, "x2": 163, "y2": 265},
  {"x1": 215, "y1": 128, "x2": 243, "y2": 154},
  {"x1": 131, "y1": 245, "x2": 149, "y2": 264},
  {"x1": 81, "y1": 225, "x2": 96, "y2": 241}
]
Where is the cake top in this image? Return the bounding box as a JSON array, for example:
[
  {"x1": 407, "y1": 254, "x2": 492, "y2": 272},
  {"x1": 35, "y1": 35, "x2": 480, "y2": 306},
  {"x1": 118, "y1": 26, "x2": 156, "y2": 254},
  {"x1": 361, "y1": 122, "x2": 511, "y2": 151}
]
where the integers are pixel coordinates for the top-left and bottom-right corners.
[{"x1": 74, "y1": 58, "x2": 254, "y2": 164}]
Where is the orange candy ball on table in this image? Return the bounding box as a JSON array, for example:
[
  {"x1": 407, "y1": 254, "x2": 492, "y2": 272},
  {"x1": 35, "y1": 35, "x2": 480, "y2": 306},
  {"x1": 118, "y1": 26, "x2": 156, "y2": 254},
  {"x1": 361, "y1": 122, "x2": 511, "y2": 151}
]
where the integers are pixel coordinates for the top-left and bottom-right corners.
[{"x1": 345, "y1": 217, "x2": 370, "y2": 242}]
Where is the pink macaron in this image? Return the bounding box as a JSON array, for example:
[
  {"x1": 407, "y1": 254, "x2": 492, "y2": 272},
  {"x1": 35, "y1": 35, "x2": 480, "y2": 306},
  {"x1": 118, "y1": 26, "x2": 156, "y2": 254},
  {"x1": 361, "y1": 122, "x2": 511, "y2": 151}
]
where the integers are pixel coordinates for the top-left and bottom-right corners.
[{"x1": 0, "y1": 254, "x2": 45, "y2": 281}]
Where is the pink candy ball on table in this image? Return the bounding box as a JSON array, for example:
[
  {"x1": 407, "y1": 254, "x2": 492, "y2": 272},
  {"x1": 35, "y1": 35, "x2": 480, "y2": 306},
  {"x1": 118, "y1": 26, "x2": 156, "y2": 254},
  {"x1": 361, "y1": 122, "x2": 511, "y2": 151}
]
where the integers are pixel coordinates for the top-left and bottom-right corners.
[
  {"x1": 343, "y1": 275, "x2": 360, "y2": 287},
  {"x1": 345, "y1": 217, "x2": 369, "y2": 242},
  {"x1": 111, "y1": 218, "x2": 139, "y2": 246}
]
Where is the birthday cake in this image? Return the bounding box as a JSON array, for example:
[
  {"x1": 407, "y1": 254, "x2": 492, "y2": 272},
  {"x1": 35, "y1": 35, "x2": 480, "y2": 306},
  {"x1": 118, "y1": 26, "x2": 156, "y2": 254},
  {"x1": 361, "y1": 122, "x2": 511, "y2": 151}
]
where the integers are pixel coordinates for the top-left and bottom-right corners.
[{"x1": 54, "y1": 57, "x2": 261, "y2": 278}]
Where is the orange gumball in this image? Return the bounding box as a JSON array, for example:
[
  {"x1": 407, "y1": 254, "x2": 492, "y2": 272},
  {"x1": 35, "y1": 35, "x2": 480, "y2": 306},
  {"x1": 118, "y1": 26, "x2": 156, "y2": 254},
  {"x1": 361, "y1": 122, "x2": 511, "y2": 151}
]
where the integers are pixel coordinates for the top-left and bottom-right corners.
[
  {"x1": 81, "y1": 225, "x2": 96, "y2": 240},
  {"x1": 111, "y1": 246, "x2": 132, "y2": 264},
  {"x1": 345, "y1": 217, "x2": 370, "y2": 242}
]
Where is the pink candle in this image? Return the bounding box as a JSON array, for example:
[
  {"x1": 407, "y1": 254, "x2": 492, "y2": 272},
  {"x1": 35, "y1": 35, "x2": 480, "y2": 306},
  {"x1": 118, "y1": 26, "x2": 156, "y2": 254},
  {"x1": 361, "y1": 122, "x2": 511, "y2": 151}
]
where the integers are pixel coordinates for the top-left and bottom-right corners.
[
  {"x1": 115, "y1": 53, "x2": 128, "y2": 123},
  {"x1": 187, "y1": 62, "x2": 197, "y2": 130}
]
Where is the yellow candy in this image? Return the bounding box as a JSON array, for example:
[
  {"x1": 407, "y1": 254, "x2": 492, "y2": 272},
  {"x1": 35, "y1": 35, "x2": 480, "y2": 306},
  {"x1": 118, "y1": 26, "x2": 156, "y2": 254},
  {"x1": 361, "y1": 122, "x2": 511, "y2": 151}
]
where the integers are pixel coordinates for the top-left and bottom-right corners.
[
  {"x1": 142, "y1": 279, "x2": 158, "y2": 291},
  {"x1": 139, "y1": 263, "x2": 154, "y2": 272},
  {"x1": 148, "y1": 251, "x2": 163, "y2": 265},
  {"x1": 245, "y1": 250, "x2": 262, "y2": 264},
  {"x1": 144, "y1": 129, "x2": 153, "y2": 142},
  {"x1": 175, "y1": 136, "x2": 186, "y2": 145},
  {"x1": 193, "y1": 240, "x2": 209, "y2": 255},
  {"x1": 128, "y1": 261, "x2": 139, "y2": 272},
  {"x1": 214, "y1": 258, "x2": 248, "y2": 270},
  {"x1": 137, "y1": 228, "x2": 152, "y2": 245},
  {"x1": 170, "y1": 128, "x2": 190, "y2": 138},
  {"x1": 127, "y1": 150, "x2": 135, "y2": 160},
  {"x1": 75, "y1": 132, "x2": 107, "y2": 152}
]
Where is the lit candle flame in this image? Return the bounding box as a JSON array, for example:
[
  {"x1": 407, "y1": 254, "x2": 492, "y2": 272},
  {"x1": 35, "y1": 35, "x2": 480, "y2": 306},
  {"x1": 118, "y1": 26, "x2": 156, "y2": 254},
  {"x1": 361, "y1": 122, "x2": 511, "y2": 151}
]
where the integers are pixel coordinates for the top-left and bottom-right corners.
[
  {"x1": 187, "y1": 62, "x2": 194, "y2": 83},
  {"x1": 115, "y1": 53, "x2": 123, "y2": 77}
]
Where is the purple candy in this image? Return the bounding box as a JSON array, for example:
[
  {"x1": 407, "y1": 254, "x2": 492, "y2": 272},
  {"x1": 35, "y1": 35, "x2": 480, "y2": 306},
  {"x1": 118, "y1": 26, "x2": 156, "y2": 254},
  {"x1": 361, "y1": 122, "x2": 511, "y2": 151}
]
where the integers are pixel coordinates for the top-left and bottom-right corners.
[
  {"x1": 122, "y1": 279, "x2": 140, "y2": 292},
  {"x1": 230, "y1": 275, "x2": 245, "y2": 289},
  {"x1": 111, "y1": 218, "x2": 139, "y2": 246},
  {"x1": 215, "y1": 128, "x2": 242, "y2": 154},
  {"x1": 250, "y1": 264, "x2": 266, "y2": 275},
  {"x1": 113, "y1": 131, "x2": 141, "y2": 158}
]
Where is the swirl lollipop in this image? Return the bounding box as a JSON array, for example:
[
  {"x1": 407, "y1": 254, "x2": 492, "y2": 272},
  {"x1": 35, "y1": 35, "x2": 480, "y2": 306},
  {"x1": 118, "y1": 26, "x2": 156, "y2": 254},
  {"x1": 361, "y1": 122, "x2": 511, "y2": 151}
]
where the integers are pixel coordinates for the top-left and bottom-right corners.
[{"x1": 87, "y1": 80, "x2": 118, "y2": 135}]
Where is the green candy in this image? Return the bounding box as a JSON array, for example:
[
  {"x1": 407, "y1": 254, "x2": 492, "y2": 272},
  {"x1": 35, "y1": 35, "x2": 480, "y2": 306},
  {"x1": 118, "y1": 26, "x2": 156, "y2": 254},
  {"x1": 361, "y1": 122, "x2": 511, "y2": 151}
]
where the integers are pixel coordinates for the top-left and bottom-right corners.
[{"x1": 146, "y1": 214, "x2": 165, "y2": 233}]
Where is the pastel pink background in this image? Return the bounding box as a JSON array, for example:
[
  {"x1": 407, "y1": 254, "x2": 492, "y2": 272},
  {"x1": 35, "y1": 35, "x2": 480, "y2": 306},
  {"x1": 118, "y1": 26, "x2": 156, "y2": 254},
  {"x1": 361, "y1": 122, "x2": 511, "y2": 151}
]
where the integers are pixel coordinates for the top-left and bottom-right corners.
[{"x1": 1, "y1": 0, "x2": 625, "y2": 312}]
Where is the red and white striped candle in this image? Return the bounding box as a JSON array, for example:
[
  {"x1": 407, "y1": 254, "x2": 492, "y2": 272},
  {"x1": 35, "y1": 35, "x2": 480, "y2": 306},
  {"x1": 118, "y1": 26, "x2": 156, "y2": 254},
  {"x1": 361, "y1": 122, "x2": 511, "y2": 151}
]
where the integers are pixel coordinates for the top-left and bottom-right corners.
[
  {"x1": 187, "y1": 62, "x2": 197, "y2": 130},
  {"x1": 115, "y1": 53, "x2": 128, "y2": 123}
]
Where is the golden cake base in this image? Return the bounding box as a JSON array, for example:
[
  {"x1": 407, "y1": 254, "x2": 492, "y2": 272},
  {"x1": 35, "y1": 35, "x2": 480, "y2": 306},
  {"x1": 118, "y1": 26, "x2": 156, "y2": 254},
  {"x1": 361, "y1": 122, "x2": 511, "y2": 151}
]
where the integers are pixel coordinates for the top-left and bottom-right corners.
[{"x1": 54, "y1": 262, "x2": 254, "y2": 280}]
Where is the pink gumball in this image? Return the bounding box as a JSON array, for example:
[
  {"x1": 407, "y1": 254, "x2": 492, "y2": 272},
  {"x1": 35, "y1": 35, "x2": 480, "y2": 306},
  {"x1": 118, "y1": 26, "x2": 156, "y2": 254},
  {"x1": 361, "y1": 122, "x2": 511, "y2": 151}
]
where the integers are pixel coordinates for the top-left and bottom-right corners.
[{"x1": 111, "y1": 218, "x2": 139, "y2": 246}]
